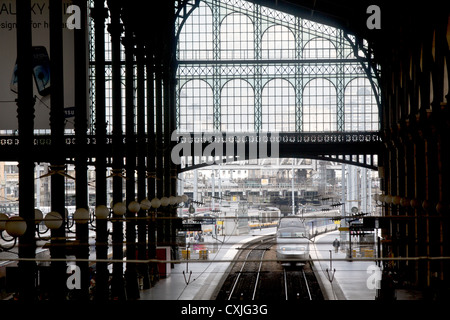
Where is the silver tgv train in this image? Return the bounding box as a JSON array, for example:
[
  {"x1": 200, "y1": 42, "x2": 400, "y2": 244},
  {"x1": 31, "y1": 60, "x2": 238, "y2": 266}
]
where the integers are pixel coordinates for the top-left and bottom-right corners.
[
  {"x1": 276, "y1": 210, "x2": 340, "y2": 266},
  {"x1": 276, "y1": 216, "x2": 310, "y2": 266}
]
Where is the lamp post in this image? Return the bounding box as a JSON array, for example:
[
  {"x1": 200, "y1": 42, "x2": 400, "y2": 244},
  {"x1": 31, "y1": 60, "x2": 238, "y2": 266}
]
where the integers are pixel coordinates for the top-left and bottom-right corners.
[
  {"x1": 33, "y1": 209, "x2": 52, "y2": 240},
  {"x1": 95, "y1": 204, "x2": 110, "y2": 300},
  {"x1": 43, "y1": 209, "x2": 65, "y2": 300},
  {"x1": 125, "y1": 200, "x2": 141, "y2": 299},
  {"x1": 158, "y1": 196, "x2": 169, "y2": 247},
  {"x1": 73, "y1": 207, "x2": 90, "y2": 300},
  {"x1": 111, "y1": 201, "x2": 126, "y2": 300},
  {"x1": 149, "y1": 197, "x2": 161, "y2": 285},
  {"x1": 139, "y1": 198, "x2": 151, "y2": 289}
]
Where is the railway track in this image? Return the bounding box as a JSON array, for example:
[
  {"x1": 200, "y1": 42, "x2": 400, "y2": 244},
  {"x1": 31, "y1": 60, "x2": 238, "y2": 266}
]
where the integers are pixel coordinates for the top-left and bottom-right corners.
[
  {"x1": 283, "y1": 268, "x2": 311, "y2": 300},
  {"x1": 226, "y1": 237, "x2": 274, "y2": 300},
  {"x1": 215, "y1": 236, "x2": 323, "y2": 300}
]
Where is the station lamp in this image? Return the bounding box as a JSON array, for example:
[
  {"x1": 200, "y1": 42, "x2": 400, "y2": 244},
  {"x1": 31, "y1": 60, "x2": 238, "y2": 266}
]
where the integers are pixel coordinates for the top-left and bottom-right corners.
[
  {"x1": 140, "y1": 198, "x2": 151, "y2": 210},
  {"x1": 169, "y1": 196, "x2": 177, "y2": 206},
  {"x1": 160, "y1": 197, "x2": 169, "y2": 207},
  {"x1": 95, "y1": 205, "x2": 110, "y2": 220},
  {"x1": 151, "y1": 197, "x2": 161, "y2": 209},
  {"x1": 73, "y1": 208, "x2": 90, "y2": 224},
  {"x1": 128, "y1": 201, "x2": 141, "y2": 213},
  {"x1": 113, "y1": 202, "x2": 127, "y2": 216},
  {"x1": 5, "y1": 216, "x2": 27, "y2": 237},
  {"x1": 44, "y1": 211, "x2": 63, "y2": 229}
]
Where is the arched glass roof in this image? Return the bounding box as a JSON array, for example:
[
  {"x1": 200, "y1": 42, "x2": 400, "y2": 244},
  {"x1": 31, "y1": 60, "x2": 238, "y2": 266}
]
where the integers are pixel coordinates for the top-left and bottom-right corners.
[{"x1": 176, "y1": 0, "x2": 380, "y2": 134}]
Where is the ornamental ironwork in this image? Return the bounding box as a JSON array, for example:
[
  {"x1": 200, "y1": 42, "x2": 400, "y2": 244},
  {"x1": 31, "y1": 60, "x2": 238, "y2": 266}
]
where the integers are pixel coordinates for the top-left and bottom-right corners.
[{"x1": 176, "y1": 0, "x2": 380, "y2": 134}]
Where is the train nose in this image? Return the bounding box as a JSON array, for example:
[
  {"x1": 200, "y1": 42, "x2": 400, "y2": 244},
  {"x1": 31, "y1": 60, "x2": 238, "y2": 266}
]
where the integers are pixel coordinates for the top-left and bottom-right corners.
[{"x1": 278, "y1": 245, "x2": 307, "y2": 252}]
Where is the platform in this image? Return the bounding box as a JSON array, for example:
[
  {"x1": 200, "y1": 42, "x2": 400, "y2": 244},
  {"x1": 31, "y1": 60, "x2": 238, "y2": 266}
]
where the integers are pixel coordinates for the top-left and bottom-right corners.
[
  {"x1": 140, "y1": 227, "x2": 276, "y2": 300},
  {"x1": 310, "y1": 231, "x2": 377, "y2": 300},
  {"x1": 139, "y1": 229, "x2": 387, "y2": 300},
  {"x1": 310, "y1": 230, "x2": 427, "y2": 300},
  {"x1": 1, "y1": 227, "x2": 422, "y2": 301}
]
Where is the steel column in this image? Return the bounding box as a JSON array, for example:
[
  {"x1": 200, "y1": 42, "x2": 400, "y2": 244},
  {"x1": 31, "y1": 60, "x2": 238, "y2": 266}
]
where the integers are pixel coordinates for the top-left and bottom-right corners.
[
  {"x1": 107, "y1": 0, "x2": 126, "y2": 300},
  {"x1": 146, "y1": 52, "x2": 158, "y2": 285},
  {"x1": 93, "y1": 0, "x2": 109, "y2": 301},
  {"x1": 74, "y1": 0, "x2": 90, "y2": 300},
  {"x1": 49, "y1": 0, "x2": 67, "y2": 301},
  {"x1": 123, "y1": 24, "x2": 139, "y2": 300},
  {"x1": 16, "y1": 0, "x2": 37, "y2": 301},
  {"x1": 136, "y1": 42, "x2": 150, "y2": 289}
]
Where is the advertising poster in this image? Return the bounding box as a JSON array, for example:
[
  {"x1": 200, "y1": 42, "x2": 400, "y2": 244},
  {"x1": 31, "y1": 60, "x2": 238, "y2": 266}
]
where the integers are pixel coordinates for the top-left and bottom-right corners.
[{"x1": 0, "y1": 0, "x2": 76, "y2": 130}]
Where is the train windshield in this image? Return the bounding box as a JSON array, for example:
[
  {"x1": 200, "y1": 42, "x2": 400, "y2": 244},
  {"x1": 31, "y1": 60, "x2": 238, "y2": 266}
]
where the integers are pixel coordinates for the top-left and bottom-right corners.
[{"x1": 277, "y1": 230, "x2": 307, "y2": 238}]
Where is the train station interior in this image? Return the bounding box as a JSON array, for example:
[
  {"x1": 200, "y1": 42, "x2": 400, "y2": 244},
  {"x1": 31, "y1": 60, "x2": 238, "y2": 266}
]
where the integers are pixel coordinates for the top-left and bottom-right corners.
[{"x1": 0, "y1": 0, "x2": 449, "y2": 311}]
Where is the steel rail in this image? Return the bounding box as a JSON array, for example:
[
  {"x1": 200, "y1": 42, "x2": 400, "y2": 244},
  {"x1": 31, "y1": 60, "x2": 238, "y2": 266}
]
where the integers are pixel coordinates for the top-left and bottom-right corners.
[
  {"x1": 226, "y1": 235, "x2": 274, "y2": 300},
  {"x1": 283, "y1": 269, "x2": 288, "y2": 300},
  {"x1": 302, "y1": 269, "x2": 312, "y2": 300},
  {"x1": 251, "y1": 245, "x2": 268, "y2": 300},
  {"x1": 227, "y1": 247, "x2": 253, "y2": 300}
]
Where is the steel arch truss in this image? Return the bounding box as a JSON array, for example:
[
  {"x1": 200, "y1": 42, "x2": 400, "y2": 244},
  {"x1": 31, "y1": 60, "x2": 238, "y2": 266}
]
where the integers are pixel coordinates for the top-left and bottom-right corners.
[
  {"x1": 175, "y1": 0, "x2": 381, "y2": 169},
  {"x1": 176, "y1": 0, "x2": 381, "y2": 134}
]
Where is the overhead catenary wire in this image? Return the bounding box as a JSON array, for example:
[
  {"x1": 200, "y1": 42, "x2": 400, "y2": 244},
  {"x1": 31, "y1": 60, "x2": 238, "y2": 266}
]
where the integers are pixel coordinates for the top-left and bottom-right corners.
[{"x1": 1, "y1": 255, "x2": 450, "y2": 264}]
